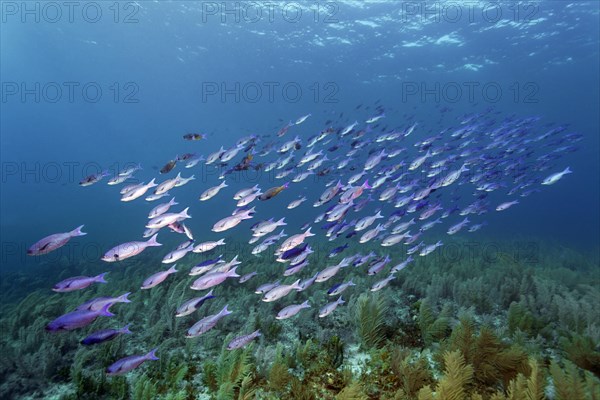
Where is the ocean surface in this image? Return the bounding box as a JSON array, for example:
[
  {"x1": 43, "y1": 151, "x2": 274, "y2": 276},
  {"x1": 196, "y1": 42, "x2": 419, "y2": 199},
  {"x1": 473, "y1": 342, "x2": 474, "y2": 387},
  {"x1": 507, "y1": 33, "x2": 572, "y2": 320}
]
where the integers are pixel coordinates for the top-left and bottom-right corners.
[{"x1": 1, "y1": 1, "x2": 599, "y2": 399}]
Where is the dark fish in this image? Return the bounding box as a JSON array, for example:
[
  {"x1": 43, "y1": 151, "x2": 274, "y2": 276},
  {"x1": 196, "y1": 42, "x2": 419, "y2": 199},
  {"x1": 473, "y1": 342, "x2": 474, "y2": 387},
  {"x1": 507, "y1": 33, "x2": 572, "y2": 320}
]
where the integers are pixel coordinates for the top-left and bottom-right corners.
[
  {"x1": 280, "y1": 243, "x2": 308, "y2": 260},
  {"x1": 195, "y1": 255, "x2": 223, "y2": 268},
  {"x1": 160, "y1": 159, "x2": 177, "y2": 174},
  {"x1": 321, "y1": 221, "x2": 338, "y2": 230},
  {"x1": 177, "y1": 153, "x2": 196, "y2": 161},
  {"x1": 316, "y1": 168, "x2": 331, "y2": 176},
  {"x1": 259, "y1": 183, "x2": 289, "y2": 201},
  {"x1": 329, "y1": 243, "x2": 348, "y2": 258},
  {"x1": 79, "y1": 171, "x2": 109, "y2": 186},
  {"x1": 81, "y1": 324, "x2": 131, "y2": 345},
  {"x1": 183, "y1": 133, "x2": 206, "y2": 141},
  {"x1": 277, "y1": 122, "x2": 293, "y2": 137}
]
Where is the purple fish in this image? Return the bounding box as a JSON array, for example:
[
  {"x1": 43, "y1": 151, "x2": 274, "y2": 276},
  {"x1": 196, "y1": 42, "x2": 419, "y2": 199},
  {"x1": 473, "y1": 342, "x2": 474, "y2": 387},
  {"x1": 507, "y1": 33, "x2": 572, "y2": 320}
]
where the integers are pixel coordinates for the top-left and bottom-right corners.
[
  {"x1": 186, "y1": 305, "x2": 232, "y2": 337},
  {"x1": 53, "y1": 273, "x2": 107, "y2": 293},
  {"x1": 279, "y1": 243, "x2": 308, "y2": 260},
  {"x1": 239, "y1": 271, "x2": 258, "y2": 283},
  {"x1": 276, "y1": 300, "x2": 310, "y2": 320},
  {"x1": 284, "y1": 260, "x2": 308, "y2": 276},
  {"x1": 101, "y1": 233, "x2": 162, "y2": 262},
  {"x1": 327, "y1": 280, "x2": 355, "y2": 296},
  {"x1": 190, "y1": 267, "x2": 239, "y2": 291},
  {"x1": 141, "y1": 265, "x2": 177, "y2": 289},
  {"x1": 28, "y1": 225, "x2": 87, "y2": 255},
  {"x1": 319, "y1": 296, "x2": 345, "y2": 318},
  {"x1": 76, "y1": 292, "x2": 131, "y2": 311},
  {"x1": 106, "y1": 348, "x2": 159, "y2": 376},
  {"x1": 297, "y1": 273, "x2": 318, "y2": 292},
  {"x1": 368, "y1": 255, "x2": 391, "y2": 275},
  {"x1": 81, "y1": 324, "x2": 132, "y2": 345},
  {"x1": 46, "y1": 304, "x2": 114, "y2": 332},
  {"x1": 195, "y1": 255, "x2": 223, "y2": 268},
  {"x1": 255, "y1": 280, "x2": 280, "y2": 294},
  {"x1": 227, "y1": 330, "x2": 261, "y2": 350},
  {"x1": 329, "y1": 243, "x2": 348, "y2": 258},
  {"x1": 175, "y1": 290, "x2": 216, "y2": 317}
]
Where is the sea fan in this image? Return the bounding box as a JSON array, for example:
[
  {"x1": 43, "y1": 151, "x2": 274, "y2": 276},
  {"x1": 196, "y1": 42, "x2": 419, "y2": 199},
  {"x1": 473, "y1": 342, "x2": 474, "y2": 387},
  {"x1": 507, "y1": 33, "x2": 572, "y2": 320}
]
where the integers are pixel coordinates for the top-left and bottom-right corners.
[
  {"x1": 419, "y1": 300, "x2": 451, "y2": 346},
  {"x1": 417, "y1": 350, "x2": 473, "y2": 400},
  {"x1": 355, "y1": 292, "x2": 388, "y2": 349}
]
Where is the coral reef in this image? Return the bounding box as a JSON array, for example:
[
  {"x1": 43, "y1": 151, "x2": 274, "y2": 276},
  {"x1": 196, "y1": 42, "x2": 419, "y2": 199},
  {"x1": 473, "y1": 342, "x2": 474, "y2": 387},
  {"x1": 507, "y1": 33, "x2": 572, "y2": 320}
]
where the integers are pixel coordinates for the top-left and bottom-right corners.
[{"x1": 0, "y1": 240, "x2": 599, "y2": 399}]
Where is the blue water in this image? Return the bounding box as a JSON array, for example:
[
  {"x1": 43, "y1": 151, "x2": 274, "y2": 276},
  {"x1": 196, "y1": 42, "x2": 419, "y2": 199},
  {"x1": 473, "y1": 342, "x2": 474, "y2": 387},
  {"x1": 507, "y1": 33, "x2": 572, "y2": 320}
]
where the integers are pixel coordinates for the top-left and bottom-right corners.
[{"x1": 1, "y1": 1, "x2": 599, "y2": 275}]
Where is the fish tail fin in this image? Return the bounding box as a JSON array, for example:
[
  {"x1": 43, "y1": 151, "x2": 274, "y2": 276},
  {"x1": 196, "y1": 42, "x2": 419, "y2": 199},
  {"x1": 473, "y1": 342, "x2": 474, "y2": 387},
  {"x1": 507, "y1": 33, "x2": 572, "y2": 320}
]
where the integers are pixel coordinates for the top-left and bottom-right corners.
[
  {"x1": 283, "y1": 182, "x2": 290, "y2": 189},
  {"x1": 339, "y1": 296, "x2": 345, "y2": 304},
  {"x1": 304, "y1": 227, "x2": 314, "y2": 237},
  {"x1": 335, "y1": 258, "x2": 347, "y2": 268},
  {"x1": 254, "y1": 329, "x2": 262, "y2": 337},
  {"x1": 222, "y1": 304, "x2": 233, "y2": 315},
  {"x1": 146, "y1": 348, "x2": 160, "y2": 360},
  {"x1": 277, "y1": 217, "x2": 287, "y2": 225},
  {"x1": 221, "y1": 180, "x2": 228, "y2": 188},
  {"x1": 218, "y1": 238, "x2": 226, "y2": 245},
  {"x1": 147, "y1": 233, "x2": 162, "y2": 247},
  {"x1": 181, "y1": 207, "x2": 191, "y2": 219},
  {"x1": 121, "y1": 324, "x2": 133, "y2": 334},
  {"x1": 95, "y1": 272, "x2": 108, "y2": 283},
  {"x1": 301, "y1": 300, "x2": 311, "y2": 308},
  {"x1": 70, "y1": 225, "x2": 87, "y2": 237},
  {"x1": 118, "y1": 292, "x2": 132, "y2": 303},
  {"x1": 564, "y1": 166, "x2": 573, "y2": 174},
  {"x1": 170, "y1": 197, "x2": 178, "y2": 205},
  {"x1": 147, "y1": 178, "x2": 157, "y2": 187},
  {"x1": 99, "y1": 303, "x2": 115, "y2": 317},
  {"x1": 168, "y1": 265, "x2": 178, "y2": 274},
  {"x1": 228, "y1": 267, "x2": 240, "y2": 278},
  {"x1": 362, "y1": 179, "x2": 371, "y2": 189},
  {"x1": 292, "y1": 279, "x2": 302, "y2": 290}
]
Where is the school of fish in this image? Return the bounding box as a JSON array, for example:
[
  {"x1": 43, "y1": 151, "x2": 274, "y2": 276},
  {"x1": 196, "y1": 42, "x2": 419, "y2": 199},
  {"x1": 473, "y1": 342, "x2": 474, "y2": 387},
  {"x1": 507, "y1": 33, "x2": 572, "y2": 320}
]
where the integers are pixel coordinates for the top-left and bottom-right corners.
[{"x1": 30, "y1": 106, "x2": 579, "y2": 375}]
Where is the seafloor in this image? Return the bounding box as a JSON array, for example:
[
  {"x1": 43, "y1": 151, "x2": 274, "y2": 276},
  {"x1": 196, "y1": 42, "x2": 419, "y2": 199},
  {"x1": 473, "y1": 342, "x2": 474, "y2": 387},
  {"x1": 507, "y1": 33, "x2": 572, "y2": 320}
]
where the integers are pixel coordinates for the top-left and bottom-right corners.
[{"x1": 0, "y1": 237, "x2": 598, "y2": 400}]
